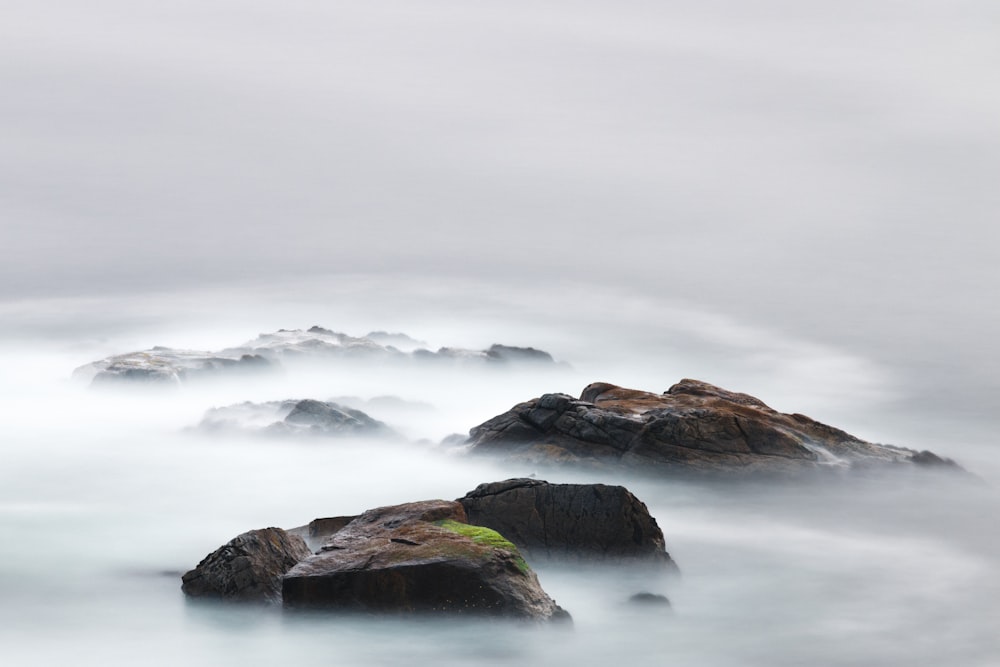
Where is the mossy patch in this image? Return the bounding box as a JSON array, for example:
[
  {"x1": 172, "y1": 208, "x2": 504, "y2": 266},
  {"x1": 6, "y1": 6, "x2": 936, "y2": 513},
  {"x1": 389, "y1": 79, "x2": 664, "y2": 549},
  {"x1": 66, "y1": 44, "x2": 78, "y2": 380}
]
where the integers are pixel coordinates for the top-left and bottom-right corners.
[{"x1": 434, "y1": 520, "x2": 530, "y2": 575}]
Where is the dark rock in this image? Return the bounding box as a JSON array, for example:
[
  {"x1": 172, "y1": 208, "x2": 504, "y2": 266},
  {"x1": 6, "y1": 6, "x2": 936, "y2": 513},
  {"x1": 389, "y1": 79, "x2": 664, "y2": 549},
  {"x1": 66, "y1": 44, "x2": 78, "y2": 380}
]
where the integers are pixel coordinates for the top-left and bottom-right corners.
[
  {"x1": 196, "y1": 399, "x2": 397, "y2": 438},
  {"x1": 910, "y1": 450, "x2": 958, "y2": 467},
  {"x1": 280, "y1": 399, "x2": 394, "y2": 436},
  {"x1": 485, "y1": 344, "x2": 555, "y2": 364},
  {"x1": 628, "y1": 592, "x2": 671, "y2": 606},
  {"x1": 458, "y1": 478, "x2": 676, "y2": 568},
  {"x1": 282, "y1": 500, "x2": 569, "y2": 621},
  {"x1": 465, "y1": 379, "x2": 961, "y2": 476},
  {"x1": 181, "y1": 527, "x2": 311, "y2": 603}
]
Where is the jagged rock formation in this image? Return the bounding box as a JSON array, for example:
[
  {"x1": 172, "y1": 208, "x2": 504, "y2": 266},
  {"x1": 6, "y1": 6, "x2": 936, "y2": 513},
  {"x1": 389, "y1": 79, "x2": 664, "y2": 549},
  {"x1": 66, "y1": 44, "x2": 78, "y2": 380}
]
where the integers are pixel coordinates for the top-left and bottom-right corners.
[
  {"x1": 196, "y1": 399, "x2": 397, "y2": 438},
  {"x1": 464, "y1": 379, "x2": 960, "y2": 476},
  {"x1": 74, "y1": 326, "x2": 559, "y2": 385},
  {"x1": 281, "y1": 500, "x2": 570, "y2": 621},
  {"x1": 180, "y1": 528, "x2": 311, "y2": 603},
  {"x1": 458, "y1": 479, "x2": 675, "y2": 568}
]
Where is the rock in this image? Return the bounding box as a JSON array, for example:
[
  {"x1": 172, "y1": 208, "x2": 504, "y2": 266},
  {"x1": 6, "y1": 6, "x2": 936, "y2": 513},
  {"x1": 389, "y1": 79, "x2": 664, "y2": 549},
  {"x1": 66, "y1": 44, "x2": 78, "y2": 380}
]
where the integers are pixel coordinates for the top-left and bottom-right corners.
[
  {"x1": 628, "y1": 592, "x2": 671, "y2": 606},
  {"x1": 287, "y1": 515, "x2": 359, "y2": 551},
  {"x1": 181, "y1": 527, "x2": 311, "y2": 603},
  {"x1": 282, "y1": 500, "x2": 570, "y2": 621},
  {"x1": 306, "y1": 515, "x2": 358, "y2": 539},
  {"x1": 196, "y1": 399, "x2": 397, "y2": 438},
  {"x1": 74, "y1": 349, "x2": 271, "y2": 385},
  {"x1": 485, "y1": 344, "x2": 555, "y2": 364},
  {"x1": 278, "y1": 399, "x2": 394, "y2": 436},
  {"x1": 465, "y1": 379, "x2": 961, "y2": 476},
  {"x1": 458, "y1": 478, "x2": 676, "y2": 568},
  {"x1": 75, "y1": 327, "x2": 560, "y2": 385}
]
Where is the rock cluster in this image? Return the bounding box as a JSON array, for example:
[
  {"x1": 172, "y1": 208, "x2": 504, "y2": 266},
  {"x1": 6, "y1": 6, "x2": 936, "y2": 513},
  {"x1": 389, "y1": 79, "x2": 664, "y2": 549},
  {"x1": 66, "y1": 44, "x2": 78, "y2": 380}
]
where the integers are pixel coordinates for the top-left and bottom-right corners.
[
  {"x1": 182, "y1": 480, "x2": 674, "y2": 619},
  {"x1": 464, "y1": 379, "x2": 959, "y2": 476},
  {"x1": 75, "y1": 326, "x2": 559, "y2": 385}
]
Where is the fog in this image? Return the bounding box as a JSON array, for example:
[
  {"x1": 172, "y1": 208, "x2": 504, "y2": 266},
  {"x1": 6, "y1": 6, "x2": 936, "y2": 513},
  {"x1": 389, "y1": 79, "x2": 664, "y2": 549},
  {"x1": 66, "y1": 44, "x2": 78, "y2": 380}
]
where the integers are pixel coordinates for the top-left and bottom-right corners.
[
  {"x1": 2, "y1": 286, "x2": 999, "y2": 666},
  {"x1": 2, "y1": 1, "x2": 999, "y2": 665}
]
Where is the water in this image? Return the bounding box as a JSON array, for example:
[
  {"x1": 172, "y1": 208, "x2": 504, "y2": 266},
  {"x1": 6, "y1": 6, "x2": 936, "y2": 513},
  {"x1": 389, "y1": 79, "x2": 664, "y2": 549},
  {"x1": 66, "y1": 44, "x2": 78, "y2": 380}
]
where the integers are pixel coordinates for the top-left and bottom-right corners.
[{"x1": 1, "y1": 286, "x2": 997, "y2": 667}]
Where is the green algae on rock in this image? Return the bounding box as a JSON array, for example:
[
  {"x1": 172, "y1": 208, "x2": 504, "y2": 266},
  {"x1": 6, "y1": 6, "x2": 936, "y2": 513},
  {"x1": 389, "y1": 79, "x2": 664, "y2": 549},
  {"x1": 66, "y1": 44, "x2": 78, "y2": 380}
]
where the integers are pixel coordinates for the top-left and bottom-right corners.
[
  {"x1": 281, "y1": 500, "x2": 568, "y2": 621},
  {"x1": 434, "y1": 519, "x2": 530, "y2": 574}
]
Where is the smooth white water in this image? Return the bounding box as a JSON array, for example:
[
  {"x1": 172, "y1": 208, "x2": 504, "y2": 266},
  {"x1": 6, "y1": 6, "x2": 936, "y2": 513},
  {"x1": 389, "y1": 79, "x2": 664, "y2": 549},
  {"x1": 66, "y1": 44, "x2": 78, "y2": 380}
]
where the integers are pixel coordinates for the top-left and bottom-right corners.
[{"x1": 1, "y1": 285, "x2": 997, "y2": 667}]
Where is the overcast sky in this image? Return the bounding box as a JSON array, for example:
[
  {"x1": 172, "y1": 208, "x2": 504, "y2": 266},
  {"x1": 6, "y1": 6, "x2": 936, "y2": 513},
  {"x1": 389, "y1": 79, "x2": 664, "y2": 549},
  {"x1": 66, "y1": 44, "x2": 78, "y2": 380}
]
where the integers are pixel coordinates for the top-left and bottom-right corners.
[{"x1": 2, "y1": 0, "x2": 999, "y2": 416}]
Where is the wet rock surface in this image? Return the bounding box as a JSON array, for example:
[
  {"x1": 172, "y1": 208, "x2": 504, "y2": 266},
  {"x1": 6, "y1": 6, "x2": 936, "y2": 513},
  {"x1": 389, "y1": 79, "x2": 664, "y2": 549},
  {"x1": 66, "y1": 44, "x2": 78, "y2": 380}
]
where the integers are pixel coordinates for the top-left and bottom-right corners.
[
  {"x1": 465, "y1": 379, "x2": 961, "y2": 476},
  {"x1": 458, "y1": 479, "x2": 676, "y2": 568},
  {"x1": 183, "y1": 481, "x2": 677, "y2": 619},
  {"x1": 180, "y1": 528, "x2": 311, "y2": 603},
  {"x1": 282, "y1": 500, "x2": 569, "y2": 621}
]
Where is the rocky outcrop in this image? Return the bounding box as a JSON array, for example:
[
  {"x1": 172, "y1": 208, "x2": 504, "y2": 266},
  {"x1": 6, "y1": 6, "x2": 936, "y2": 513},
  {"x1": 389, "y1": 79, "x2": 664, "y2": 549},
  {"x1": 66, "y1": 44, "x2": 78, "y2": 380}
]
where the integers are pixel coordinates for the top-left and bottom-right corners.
[
  {"x1": 458, "y1": 479, "x2": 675, "y2": 568},
  {"x1": 76, "y1": 348, "x2": 270, "y2": 385},
  {"x1": 282, "y1": 500, "x2": 569, "y2": 621},
  {"x1": 484, "y1": 344, "x2": 555, "y2": 364},
  {"x1": 183, "y1": 481, "x2": 675, "y2": 617},
  {"x1": 464, "y1": 379, "x2": 961, "y2": 476},
  {"x1": 180, "y1": 527, "x2": 311, "y2": 603},
  {"x1": 197, "y1": 399, "x2": 397, "y2": 438},
  {"x1": 75, "y1": 326, "x2": 560, "y2": 385}
]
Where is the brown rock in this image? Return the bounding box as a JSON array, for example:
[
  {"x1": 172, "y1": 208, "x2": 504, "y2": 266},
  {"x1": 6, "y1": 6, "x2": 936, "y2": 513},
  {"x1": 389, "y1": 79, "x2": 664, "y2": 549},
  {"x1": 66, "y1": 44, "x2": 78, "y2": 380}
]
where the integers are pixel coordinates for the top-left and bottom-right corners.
[
  {"x1": 465, "y1": 379, "x2": 960, "y2": 476},
  {"x1": 181, "y1": 527, "x2": 311, "y2": 603},
  {"x1": 282, "y1": 500, "x2": 569, "y2": 621}
]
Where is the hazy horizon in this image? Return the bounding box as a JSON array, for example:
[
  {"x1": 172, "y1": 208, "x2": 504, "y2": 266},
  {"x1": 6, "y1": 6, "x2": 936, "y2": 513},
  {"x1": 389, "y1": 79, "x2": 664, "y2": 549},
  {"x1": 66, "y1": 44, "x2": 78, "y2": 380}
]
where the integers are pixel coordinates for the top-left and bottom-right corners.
[{"x1": 4, "y1": 0, "x2": 999, "y2": 426}]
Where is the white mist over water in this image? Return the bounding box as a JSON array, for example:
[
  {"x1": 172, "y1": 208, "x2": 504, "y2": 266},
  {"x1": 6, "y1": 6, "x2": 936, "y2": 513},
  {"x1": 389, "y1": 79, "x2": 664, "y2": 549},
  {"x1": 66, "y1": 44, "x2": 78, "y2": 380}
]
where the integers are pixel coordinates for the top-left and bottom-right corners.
[{"x1": 1, "y1": 283, "x2": 998, "y2": 667}]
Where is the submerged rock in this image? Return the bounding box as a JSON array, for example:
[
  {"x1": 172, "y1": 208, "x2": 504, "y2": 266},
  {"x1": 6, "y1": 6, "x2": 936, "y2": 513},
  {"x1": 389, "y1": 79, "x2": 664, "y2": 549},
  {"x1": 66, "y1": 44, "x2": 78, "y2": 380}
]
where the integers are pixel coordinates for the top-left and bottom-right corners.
[
  {"x1": 485, "y1": 344, "x2": 555, "y2": 364},
  {"x1": 196, "y1": 399, "x2": 397, "y2": 438},
  {"x1": 628, "y1": 592, "x2": 671, "y2": 607},
  {"x1": 464, "y1": 379, "x2": 961, "y2": 476},
  {"x1": 180, "y1": 527, "x2": 311, "y2": 603},
  {"x1": 458, "y1": 478, "x2": 676, "y2": 568},
  {"x1": 75, "y1": 327, "x2": 561, "y2": 385},
  {"x1": 282, "y1": 500, "x2": 569, "y2": 621}
]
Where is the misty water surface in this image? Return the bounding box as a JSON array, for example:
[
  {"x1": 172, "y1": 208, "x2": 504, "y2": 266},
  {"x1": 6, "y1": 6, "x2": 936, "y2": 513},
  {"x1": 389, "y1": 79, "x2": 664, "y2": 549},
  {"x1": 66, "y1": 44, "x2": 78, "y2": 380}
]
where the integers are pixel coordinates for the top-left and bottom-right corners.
[{"x1": 1, "y1": 285, "x2": 998, "y2": 667}]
